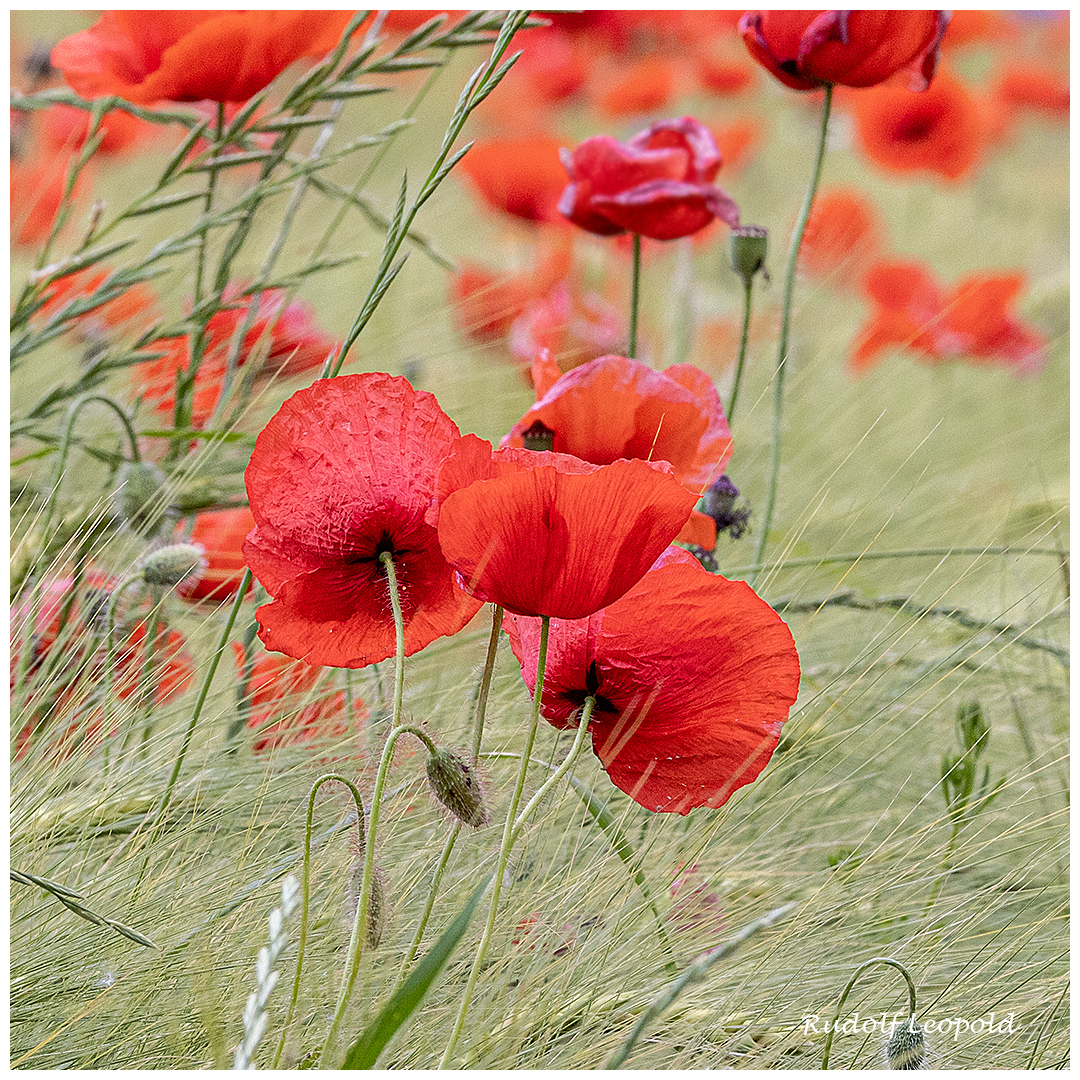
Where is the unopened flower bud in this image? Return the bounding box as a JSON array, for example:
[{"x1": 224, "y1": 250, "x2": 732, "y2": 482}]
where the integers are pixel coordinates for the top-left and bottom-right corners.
[
  {"x1": 114, "y1": 462, "x2": 172, "y2": 537},
  {"x1": 346, "y1": 863, "x2": 388, "y2": 951},
  {"x1": 139, "y1": 543, "x2": 207, "y2": 589},
  {"x1": 731, "y1": 225, "x2": 768, "y2": 286},
  {"x1": 425, "y1": 748, "x2": 488, "y2": 827},
  {"x1": 521, "y1": 419, "x2": 555, "y2": 452},
  {"x1": 885, "y1": 1017, "x2": 928, "y2": 1070}
]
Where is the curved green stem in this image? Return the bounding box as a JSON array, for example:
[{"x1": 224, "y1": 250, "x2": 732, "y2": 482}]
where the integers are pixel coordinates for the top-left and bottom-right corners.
[
  {"x1": 439, "y1": 616, "x2": 551, "y2": 1069},
  {"x1": 821, "y1": 955, "x2": 917, "y2": 1069},
  {"x1": 41, "y1": 392, "x2": 142, "y2": 550},
  {"x1": 726, "y1": 274, "x2": 754, "y2": 424},
  {"x1": 750, "y1": 83, "x2": 833, "y2": 588},
  {"x1": 628, "y1": 233, "x2": 642, "y2": 360},
  {"x1": 272, "y1": 773, "x2": 367, "y2": 1070},
  {"x1": 320, "y1": 552, "x2": 407, "y2": 1066}
]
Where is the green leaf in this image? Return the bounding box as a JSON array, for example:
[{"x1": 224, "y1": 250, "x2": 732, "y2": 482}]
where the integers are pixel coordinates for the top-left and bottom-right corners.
[{"x1": 339, "y1": 874, "x2": 491, "y2": 1069}]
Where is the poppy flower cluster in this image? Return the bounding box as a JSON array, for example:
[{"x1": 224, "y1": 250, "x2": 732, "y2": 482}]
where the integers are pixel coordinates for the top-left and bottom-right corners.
[
  {"x1": 559, "y1": 117, "x2": 740, "y2": 241},
  {"x1": 850, "y1": 259, "x2": 1048, "y2": 377},
  {"x1": 243, "y1": 370, "x2": 798, "y2": 813}
]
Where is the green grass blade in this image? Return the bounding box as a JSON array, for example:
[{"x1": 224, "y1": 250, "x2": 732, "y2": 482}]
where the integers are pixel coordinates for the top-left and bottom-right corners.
[{"x1": 340, "y1": 873, "x2": 491, "y2": 1069}]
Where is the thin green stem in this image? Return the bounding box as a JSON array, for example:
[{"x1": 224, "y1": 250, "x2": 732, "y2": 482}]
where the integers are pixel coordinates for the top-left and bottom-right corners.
[
  {"x1": 726, "y1": 275, "x2": 754, "y2": 423},
  {"x1": 439, "y1": 616, "x2": 551, "y2": 1069},
  {"x1": 104, "y1": 571, "x2": 143, "y2": 702},
  {"x1": 751, "y1": 83, "x2": 833, "y2": 589},
  {"x1": 320, "y1": 552, "x2": 406, "y2": 1066},
  {"x1": 272, "y1": 773, "x2": 367, "y2": 1070},
  {"x1": 821, "y1": 956, "x2": 917, "y2": 1069},
  {"x1": 628, "y1": 233, "x2": 642, "y2": 360},
  {"x1": 509, "y1": 696, "x2": 594, "y2": 848},
  {"x1": 392, "y1": 603, "x2": 503, "y2": 990}
]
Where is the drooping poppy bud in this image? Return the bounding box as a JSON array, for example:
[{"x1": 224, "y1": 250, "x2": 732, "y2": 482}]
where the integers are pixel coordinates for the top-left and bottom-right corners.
[
  {"x1": 425, "y1": 747, "x2": 488, "y2": 828},
  {"x1": 139, "y1": 542, "x2": 207, "y2": 590}
]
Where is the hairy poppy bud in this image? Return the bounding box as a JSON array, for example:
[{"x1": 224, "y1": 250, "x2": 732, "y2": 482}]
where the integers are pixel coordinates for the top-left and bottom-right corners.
[
  {"x1": 731, "y1": 225, "x2": 768, "y2": 286},
  {"x1": 347, "y1": 863, "x2": 388, "y2": 950},
  {"x1": 114, "y1": 461, "x2": 172, "y2": 537},
  {"x1": 139, "y1": 542, "x2": 207, "y2": 589},
  {"x1": 425, "y1": 748, "x2": 488, "y2": 827},
  {"x1": 885, "y1": 1017, "x2": 928, "y2": 1070}
]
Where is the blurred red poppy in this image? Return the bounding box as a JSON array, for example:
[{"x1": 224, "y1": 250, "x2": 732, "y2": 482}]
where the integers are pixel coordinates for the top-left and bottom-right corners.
[
  {"x1": 798, "y1": 185, "x2": 885, "y2": 287},
  {"x1": 233, "y1": 644, "x2": 366, "y2": 754},
  {"x1": 449, "y1": 239, "x2": 572, "y2": 344},
  {"x1": 41, "y1": 102, "x2": 154, "y2": 156},
  {"x1": 709, "y1": 117, "x2": 764, "y2": 175},
  {"x1": 994, "y1": 62, "x2": 1069, "y2": 118},
  {"x1": 35, "y1": 267, "x2": 160, "y2": 340},
  {"x1": 697, "y1": 51, "x2": 757, "y2": 96},
  {"x1": 509, "y1": 282, "x2": 623, "y2": 378},
  {"x1": 559, "y1": 116, "x2": 739, "y2": 241},
  {"x1": 114, "y1": 622, "x2": 195, "y2": 705},
  {"x1": 244, "y1": 374, "x2": 484, "y2": 668},
  {"x1": 850, "y1": 259, "x2": 1048, "y2": 377},
  {"x1": 431, "y1": 436, "x2": 698, "y2": 619},
  {"x1": 458, "y1": 135, "x2": 569, "y2": 226},
  {"x1": 740, "y1": 10, "x2": 949, "y2": 91},
  {"x1": 851, "y1": 72, "x2": 984, "y2": 182},
  {"x1": 503, "y1": 548, "x2": 800, "y2": 814},
  {"x1": 503, "y1": 355, "x2": 732, "y2": 491},
  {"x1": 176, "y1": 507, "x2": 256, "y2": 603},
  {"x1": 52, "y1": 10, "x2": 358, "y2": 104},
  {"x1": 595, "y1": 56, "x2": 678, "y2": 118},
  {"x1": 10, "y1": 151, "x2": 89, "y2": 248}
]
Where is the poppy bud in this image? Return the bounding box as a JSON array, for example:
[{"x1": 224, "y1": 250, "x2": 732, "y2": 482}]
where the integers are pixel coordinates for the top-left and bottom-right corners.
[
  {"x1": 114, "y1": 461, "x2": 172, "y2": 538},
  {"x1": 521, "y1": 419, "x2": 555, "y2": 452},
  {"x1": 139, "y1": 542, "x2": 207, "y2": 589},
  {"x1": 346, "y1": 862, "x2": 388, "y2": 950},
  {"x1": 885, "y1": 1017, "x2": 928, "y2": 1070},
  {"x1": 425, "y1": 747, "x2": 488, "y2": 827},
  {"x1": 731, "y1": 225, "x2": 768, "y2": 286}
]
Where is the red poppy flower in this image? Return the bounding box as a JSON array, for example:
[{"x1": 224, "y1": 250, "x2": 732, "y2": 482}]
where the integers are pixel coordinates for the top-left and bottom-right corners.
[
  {"x1": 509, "y1": 281, "x2": 623, "y2": 377},
  {"x1": 994, "y1": 62, "x2": 1069, "y2": 118},
  {"x1": 797, "y1": 185, "x2": 885, "y2": 287},
  {"x1": 449, "y1": 240, "x2": 573, "y2": 345},
  {"x1": 51, "y1": 10, "x2": 358, "y2": 104},
  {"x1": 942, "y1": 10, "x2": 1013, "y2": 51},
  {"x1": 559, "y1": 116, "x2": 740, "y2": 241},
  {"x1": 41, "y1": 102, "x2": 154, "y2": 156},
  {"x1": 850, "y1": 259, "x2": 1048, "y2": 377},
  {"x1": 135, "y1": 287, "x2": 338, "y2": 427},
  {"x1": 709, "y1": 117, "x2": 764, "y2": 175},
  {"x1": 697, "y1": 50, "x2": 757, "y2": 96},
  {"x1": 595, "y1": 56, "x2": 678, "y2": 118},
  {"x1": 740, "y1": 10, "x2": 950, "y2": 92},
  {"x1": 34, "y1": 267, "x2": 160, "y2": 341},
  {"x1": 458, "y1": 135, "x2": 569, "y2": 227},
  {"x1": 10, "y1": 151, "x2": 90, "y2": 248},
  {"x1": 232, "y1": 643, "x2": 366, "y2": 754},
  {"x1": 503, "y1": 548, "x2": 800, "y2": 814},
  {"x1": 851, "y1": 72, "x2": 985, "y2": 182},
  {"x1": 503, "y1": 355, "x2": 732, "y2": 492},
  {"x1": 430, "y1": 436, "x2": 698, "y2": 619},
  {"x1": 176, "y1": 507, "x2": 256, "y2": 603},
  {"x1": 244, "y1": 373, "x2": 484, "y2": 668}
]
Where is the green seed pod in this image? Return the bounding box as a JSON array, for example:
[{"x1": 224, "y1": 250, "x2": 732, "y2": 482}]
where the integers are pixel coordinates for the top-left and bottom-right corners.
[
  {"x1": 731, "y1": 224, "x2": 768, "y2": 286},
  {"x1": 885, "y1": 1017, "x2": 928, "y2": 1070},
  {"x1": 139, "y1": 542, "x2": 206, "y2": 589},
  {"x1": 425, "y1": 748, "x2": 488, "y2": 828},
  {"x1": 114, "y1": 461, "x2": 172, "y2": 538}
]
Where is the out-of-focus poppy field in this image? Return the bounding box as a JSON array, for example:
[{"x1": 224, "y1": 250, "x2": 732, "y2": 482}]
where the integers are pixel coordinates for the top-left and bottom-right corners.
[{"x1": 10, "y1": 10, "x2": 1068, "y2": 1070}]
